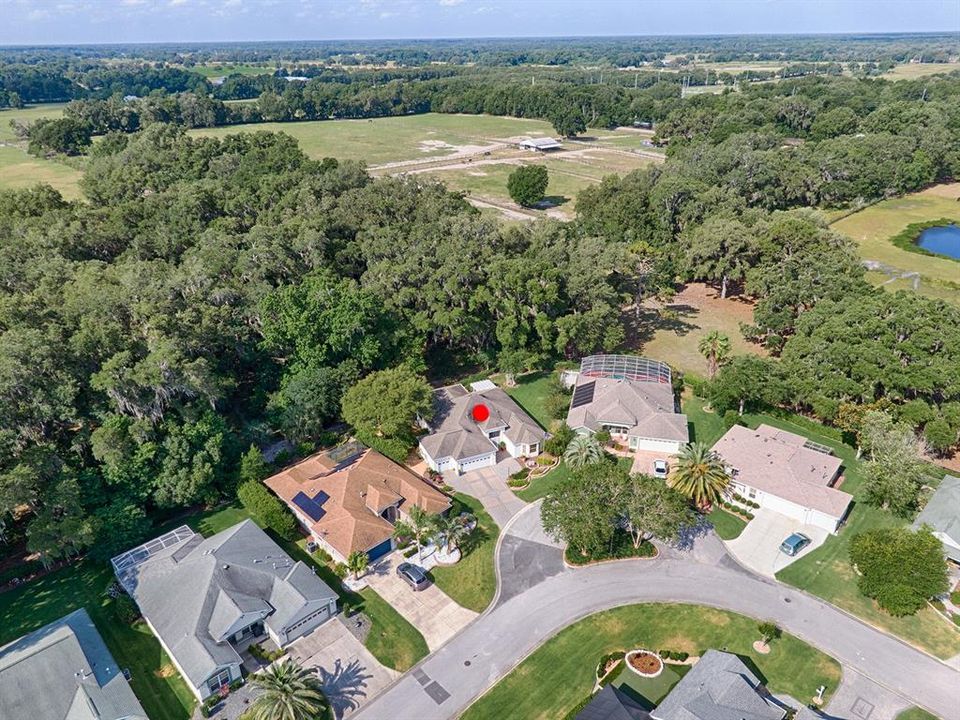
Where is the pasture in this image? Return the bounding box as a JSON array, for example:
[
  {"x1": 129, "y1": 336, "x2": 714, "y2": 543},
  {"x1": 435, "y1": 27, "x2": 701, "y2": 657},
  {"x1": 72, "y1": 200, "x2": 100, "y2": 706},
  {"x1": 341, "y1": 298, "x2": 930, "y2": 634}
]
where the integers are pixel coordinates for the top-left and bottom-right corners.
[
  {"x1": 831, "y1": 184, "x2": 960, "y2": 303},
  {"x1": 188, "y1": 63, "x2": 277, "y2": 78},
  {"x1": 0, "y1": 104, "x2": 83, "y2": 198}
]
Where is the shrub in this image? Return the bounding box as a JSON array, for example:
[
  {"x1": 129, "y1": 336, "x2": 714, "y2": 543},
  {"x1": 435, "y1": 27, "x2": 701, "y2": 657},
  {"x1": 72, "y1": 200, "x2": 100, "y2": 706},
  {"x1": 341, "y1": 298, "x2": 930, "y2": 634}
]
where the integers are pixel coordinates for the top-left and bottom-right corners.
[
  {"x1": 402, "y1": 546, "x2": 418, "y2": 559},
  {"x1": 675, "y1": 651, "x2": 689, "y2": 661},
  {"x1": 744, "y1": 512, "x2": 754, "y2": 520},
  {"x1": 510, "y1": 469, "x2": 530, "y2": 481},
  {"x1": 951, "y1": 590, "x2": 960, "y2": 606},
  {"x1": 953, "y1": 614, "x2": 960, "y2": 627},
  {"x1": 249, "y1": 643, "x2": 285, "y2": 662},
  {"x1": 722, "y1": 410, "x2": 741, "y2": 429},
  {"x1": 334, "y1": 563, "x2": 349, "y2": 579},
  {"x1": 113, "y1": 594, "x2": 140, "y2": 624},
  {"x1": 545, "y1": 423, "x2": 575, "y2": 455},
  {"x1": 228, "y1": 678, "x2": 245, "y2": 691},
  {"x1": 758, "y1": 621, "x2": 782, "y2": 644},
  {"x1": 354, "y1": 430, "x2": 412, "y2": 465},
  {"x1": 237, "y1": 481, "x2": 298, "y2": 541},
  {"x1": 594, "y1": 429, "x2": 612, "y2": 444},
  {"x1": 314, "y1": 547, "x2": 332, "y2": 564},
  {"x1": 507, "y1": 478, "x2": 528, "y2": 488}
]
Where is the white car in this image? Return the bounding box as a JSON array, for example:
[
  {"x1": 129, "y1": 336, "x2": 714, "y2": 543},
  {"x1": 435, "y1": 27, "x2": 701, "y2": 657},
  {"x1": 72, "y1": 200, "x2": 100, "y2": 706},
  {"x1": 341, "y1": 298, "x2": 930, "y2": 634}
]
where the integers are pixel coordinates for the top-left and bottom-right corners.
[{"x1": 653, "y1": 459, "x2": 669, "y2": 478}]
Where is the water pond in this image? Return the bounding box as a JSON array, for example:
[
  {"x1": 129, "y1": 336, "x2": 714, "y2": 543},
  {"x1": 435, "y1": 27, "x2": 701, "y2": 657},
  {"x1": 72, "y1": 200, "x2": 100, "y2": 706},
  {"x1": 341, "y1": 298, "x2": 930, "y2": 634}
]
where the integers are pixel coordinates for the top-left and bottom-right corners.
[{"x1": 916, "y1": 224, "x2": 960, "y2": 259}]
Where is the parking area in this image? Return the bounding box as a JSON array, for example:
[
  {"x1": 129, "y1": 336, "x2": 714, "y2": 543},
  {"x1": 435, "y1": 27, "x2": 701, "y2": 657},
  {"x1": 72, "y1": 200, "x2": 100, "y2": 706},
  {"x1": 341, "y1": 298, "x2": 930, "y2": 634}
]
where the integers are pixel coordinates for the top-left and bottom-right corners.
[
  {"x1": 725, "y1": 507, "x2": 829, "y2": 577},
  {"x1": 365, "y1": 553, "x2": 478, "y2": 651},
  {"x1": 629, "y1": 449, "x2": 676, "y2": 477},
  {"x1": 288, "y1": 617, "x2": 399, "y2": 719}
]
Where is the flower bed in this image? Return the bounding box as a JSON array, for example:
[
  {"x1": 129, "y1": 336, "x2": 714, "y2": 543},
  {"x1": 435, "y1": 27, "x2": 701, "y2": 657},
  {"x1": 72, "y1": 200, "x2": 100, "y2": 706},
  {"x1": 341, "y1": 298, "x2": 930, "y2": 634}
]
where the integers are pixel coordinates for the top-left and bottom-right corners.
[{"x1": 625, "y1": 649, "x2": 663, "y2": 678}]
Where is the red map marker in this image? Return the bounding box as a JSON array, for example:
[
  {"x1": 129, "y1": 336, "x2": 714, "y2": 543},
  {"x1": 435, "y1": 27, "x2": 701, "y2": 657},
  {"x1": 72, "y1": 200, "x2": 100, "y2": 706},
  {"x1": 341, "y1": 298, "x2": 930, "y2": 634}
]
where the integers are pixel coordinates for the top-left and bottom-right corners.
[{"x1": 472, "y1": 404, "x2": 490, "y2": 422}]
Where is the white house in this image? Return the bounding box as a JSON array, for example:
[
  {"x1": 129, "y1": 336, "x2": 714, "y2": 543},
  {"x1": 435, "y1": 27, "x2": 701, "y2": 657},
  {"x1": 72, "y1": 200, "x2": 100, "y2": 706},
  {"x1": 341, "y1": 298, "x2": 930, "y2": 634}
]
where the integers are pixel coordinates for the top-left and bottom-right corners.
[
  {"x1": 419, "y1": 381, "x2": 547, "y2": 474},
  {"x1": 565, "y1": 355, "x2": 688, "y2": 454},
  {"x1": 711, "y1": 424, "x2": 853, "y2": 534}
]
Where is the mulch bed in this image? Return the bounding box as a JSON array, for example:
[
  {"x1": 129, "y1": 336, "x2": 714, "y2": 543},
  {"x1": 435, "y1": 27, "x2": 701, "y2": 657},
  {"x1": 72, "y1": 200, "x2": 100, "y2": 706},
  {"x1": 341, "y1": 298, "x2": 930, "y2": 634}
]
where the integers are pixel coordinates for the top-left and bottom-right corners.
[{"x1": 628, "y1": 651, "x2": 662, "y2": 675}]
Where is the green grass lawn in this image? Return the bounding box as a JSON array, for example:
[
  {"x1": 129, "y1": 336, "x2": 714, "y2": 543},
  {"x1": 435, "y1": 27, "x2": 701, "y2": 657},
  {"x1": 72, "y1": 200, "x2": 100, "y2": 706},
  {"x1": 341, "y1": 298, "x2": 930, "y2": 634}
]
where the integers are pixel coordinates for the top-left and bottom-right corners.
[
  {"x1": 895, "y1": 708, "x2": 941, "y2": 720},
  {"x1": 681, "y1": 393, "x2": 728, "y2": 446},
  {"x1": 516, "y1": 456, "x2": 633, "y2": 503},
  {"x1": 0, "y1": 562, "x2": 196, "y2": 720},
  {"x1": 460, "y1": 603, "x2": 842, "y2": 720},
  {"x1": 430, "y1": 493, "x2": 499, "y2": 613},
  {"x1": 502, "y1": 371, "x2": 559, "y2": 430},
  {"x1": 706, "y1": 507, "x2": 747, "y2": 540},
  {"x1": 0, "y1": 145, "x2": 84, "y2": 199},
  {"x1": 611, "y1": 662, "x2": 688, "y2": 708},
  {"x1": 682, "y1": 402, "x2": 960, "y2": 659},
  {"x1": 831, "y1": 184, "x2": 960, "y2": 303}
]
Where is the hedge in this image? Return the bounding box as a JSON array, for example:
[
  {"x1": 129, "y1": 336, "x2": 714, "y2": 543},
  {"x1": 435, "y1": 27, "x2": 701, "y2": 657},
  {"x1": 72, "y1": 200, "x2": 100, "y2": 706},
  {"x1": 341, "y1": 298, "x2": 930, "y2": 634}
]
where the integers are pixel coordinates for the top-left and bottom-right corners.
[{"x1": 237, "y1": 481, "x2": 298, "y2": 541}]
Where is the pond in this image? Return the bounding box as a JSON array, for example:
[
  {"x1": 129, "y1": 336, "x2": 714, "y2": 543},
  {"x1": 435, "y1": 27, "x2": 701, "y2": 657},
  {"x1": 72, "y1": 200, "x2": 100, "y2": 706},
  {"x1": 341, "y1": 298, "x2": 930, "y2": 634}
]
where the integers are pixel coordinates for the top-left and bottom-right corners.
[{"x1": 916, "y1": 224, "x2": 960, "y2": 259}]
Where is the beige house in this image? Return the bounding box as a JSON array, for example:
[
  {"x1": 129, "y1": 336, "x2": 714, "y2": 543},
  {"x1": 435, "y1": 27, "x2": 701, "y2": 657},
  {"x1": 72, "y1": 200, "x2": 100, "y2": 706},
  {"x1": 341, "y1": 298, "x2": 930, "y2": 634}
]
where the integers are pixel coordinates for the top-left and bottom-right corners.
[{"x1": 711, "y1": 424, "x2": 853, "y2": 533}]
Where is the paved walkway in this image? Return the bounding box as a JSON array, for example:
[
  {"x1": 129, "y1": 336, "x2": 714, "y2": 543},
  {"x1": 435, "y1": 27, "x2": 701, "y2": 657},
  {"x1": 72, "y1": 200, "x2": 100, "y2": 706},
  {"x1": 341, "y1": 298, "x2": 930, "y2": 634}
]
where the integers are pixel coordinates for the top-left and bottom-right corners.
[
  {"x1": 353, "y1": 505, "x2": 960, "y2": 720},
  {"x1": 364, "y1": 553, "x2": 477, "y2": 651},
  {"x1": 444, "y1": 460, "x2": 525, "y2": 528},
  {"x1": 288, "y1": 617, "x2": 399, "y2": 719}
]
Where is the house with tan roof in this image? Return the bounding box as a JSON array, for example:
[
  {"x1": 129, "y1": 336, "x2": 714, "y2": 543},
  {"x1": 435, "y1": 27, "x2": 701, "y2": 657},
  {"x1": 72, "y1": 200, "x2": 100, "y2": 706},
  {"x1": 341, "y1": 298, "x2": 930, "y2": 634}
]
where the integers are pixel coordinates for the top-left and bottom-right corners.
[
  {"x1": 565, "y1": 355, "x2": 688, "y2": 454},
  {"x1": 711, "y1": 424, "x2": 853, "y2": 533},
  {"x1": 265, "y1": 442, "x2": 451, "y2": 563},
  {"x1": 419, "y1": 380, "x2": 548, "y2": 474}
]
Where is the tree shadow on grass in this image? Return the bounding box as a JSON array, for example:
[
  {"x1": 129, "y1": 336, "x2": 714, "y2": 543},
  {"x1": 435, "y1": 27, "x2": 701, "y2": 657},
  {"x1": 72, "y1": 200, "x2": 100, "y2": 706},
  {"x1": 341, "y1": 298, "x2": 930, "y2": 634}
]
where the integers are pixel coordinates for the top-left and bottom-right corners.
[
  {"x1": 621, "y1": 304, "x2": 700, "y2": 350},
  {"x1": 534, "y1": 195, "x2": 569, "y2": 208}
]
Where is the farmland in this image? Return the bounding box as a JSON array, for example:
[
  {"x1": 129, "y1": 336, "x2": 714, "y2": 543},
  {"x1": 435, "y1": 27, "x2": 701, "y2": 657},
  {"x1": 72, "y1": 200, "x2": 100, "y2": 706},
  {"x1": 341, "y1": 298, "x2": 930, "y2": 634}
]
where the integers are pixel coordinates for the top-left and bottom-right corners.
[{"x1": 0, "y1": 103, "x2": 84, "y2": 198}]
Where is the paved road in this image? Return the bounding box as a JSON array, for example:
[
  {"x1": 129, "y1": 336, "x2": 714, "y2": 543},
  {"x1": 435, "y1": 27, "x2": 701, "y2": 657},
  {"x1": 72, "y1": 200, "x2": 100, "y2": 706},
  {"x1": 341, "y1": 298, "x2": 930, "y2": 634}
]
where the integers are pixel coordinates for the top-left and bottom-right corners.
[{"x1": 354, "y1": 503, "x2": 960, "y2": 720}]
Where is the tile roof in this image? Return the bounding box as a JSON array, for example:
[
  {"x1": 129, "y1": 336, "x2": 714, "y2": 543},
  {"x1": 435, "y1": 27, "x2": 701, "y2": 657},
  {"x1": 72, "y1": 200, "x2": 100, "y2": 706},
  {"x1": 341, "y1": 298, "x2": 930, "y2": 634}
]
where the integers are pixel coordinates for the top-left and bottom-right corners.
[
  {"x1": 651, "y1": 650, "x2": 786, "y2": 720},
  {"x1": 711, "y1": 425, "x2": 851, "y2": 518},
  {"x1": 566, "y1": 375, "x2": 689, "y2": 443},
  {"x1": 115, "y1": 520, "x2": 337, "y2": 689},
  {"x1": 266, "y1": 448, "x2": 451, "y2": 558},
  {"x1": 419, "y1": 385, "x2": 547, "y2": 462},
  {"x1": 913, "y1": 475, "x2": 960, "y2": 562},
  {"x1": 0, "y1": 609, "x2": 147, "y2": 720}
]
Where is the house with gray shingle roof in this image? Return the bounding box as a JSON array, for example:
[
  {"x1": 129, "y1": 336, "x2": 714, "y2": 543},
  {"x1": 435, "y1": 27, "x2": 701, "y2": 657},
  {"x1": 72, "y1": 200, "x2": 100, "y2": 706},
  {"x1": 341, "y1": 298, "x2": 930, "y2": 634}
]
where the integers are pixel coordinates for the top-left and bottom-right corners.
[
  {"x1": 111, "y1": 520, "x2": 338, "y2": 701},
  {"x1": 0, "y1": 608, "x2": 147, "y2": 720},
  {"x1": 650, "y1": 650, "x2": 786, "y2": 720},
  {"x1": 914, "y1": 475, "x2": 960, "y2": 564},
  {"x1": 419, "y1": 381, "x2": 547, "y2": 474}
]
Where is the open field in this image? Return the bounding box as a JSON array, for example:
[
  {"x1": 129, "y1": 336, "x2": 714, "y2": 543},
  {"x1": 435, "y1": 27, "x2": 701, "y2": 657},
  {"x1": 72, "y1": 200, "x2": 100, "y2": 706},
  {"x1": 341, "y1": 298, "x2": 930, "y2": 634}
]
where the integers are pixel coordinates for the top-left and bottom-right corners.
[
  {"x1": 189, "y1": 63, "x2": 277, "y2": 78},
  {"x1": 682, "y1": 396, "x2": 960, "y2": 659},
  {"x1": 0, "y1": 104, "x2": 84, "y2": 198},
  {"x1": 831, "y1": 184, "x2": 960, "y2": 304},
  {"x1": 881, "y1": 62, "x2": 960, "y2": 79},
  {"x1": 631, "y1": 282, "x2": 767, "y2": 379},
  {"x1": 460, "y1": 603, "x2": 842, "y2": 720}
]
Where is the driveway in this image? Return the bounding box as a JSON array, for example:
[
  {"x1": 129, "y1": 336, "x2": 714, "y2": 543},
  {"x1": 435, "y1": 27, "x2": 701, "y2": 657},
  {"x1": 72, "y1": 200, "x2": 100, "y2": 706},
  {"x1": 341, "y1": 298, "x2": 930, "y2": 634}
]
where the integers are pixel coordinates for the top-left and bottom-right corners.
[
  {"x1": 629, "y1": 448, "x2": 676, "y2": 476},
  {"x1": 365, "y1": 553, "x2": 478, "y2": 651},
  {"x1": 444, "y1": 458, "x2": 526, "y2": 528},
  {"x1": 288, "y1": 618, "x2": 398, "y2": 719},
  {"x1": 825, "y1": 668, "x2": 911, "y2": 720},
  {"x1": 725, "y1": 507, "x2": 829, "y2": 577}
]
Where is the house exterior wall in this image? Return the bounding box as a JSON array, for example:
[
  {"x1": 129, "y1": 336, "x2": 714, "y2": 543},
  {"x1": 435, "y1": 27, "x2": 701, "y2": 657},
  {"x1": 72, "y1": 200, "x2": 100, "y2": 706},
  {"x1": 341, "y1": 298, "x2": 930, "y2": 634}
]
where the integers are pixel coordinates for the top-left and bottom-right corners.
[
  {"x1": 199, "y1": 663, "x2": 243, "y2": 701},
  {"x1": 733, "y1": 482, "x2": 844, "y2": 533},
  {"x1": 420, "y1": 442, "x2": 496, "y2": 474}
]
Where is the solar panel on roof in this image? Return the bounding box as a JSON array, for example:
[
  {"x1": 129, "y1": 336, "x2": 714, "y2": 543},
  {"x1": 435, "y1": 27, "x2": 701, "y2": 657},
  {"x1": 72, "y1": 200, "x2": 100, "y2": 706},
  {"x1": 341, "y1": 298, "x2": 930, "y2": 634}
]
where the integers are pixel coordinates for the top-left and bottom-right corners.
[
  {"x1": 571, "y1": 381, "x2": 596, "y2": 409},
  {"x1": 312, "y1": 490, "x2": 330, "y2": 506},
  {"x1": 293, "y1": 491, "x2": 326, "y2": 522}
]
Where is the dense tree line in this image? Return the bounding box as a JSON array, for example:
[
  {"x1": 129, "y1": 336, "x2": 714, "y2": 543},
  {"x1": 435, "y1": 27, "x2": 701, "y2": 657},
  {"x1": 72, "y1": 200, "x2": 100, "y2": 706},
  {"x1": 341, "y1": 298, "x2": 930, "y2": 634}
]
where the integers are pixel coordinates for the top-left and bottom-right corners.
[{"x1": 0, "y1": 125, "x2": 628, "y2": 566}]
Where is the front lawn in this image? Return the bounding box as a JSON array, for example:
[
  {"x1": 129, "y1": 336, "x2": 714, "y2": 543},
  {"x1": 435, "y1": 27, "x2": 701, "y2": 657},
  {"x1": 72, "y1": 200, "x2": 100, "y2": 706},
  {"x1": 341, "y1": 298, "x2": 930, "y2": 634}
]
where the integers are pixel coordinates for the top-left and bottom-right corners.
[
  {"x1": 429, "y1": 493, "x2": 499, "y2": 613},
  {"x1": 0, "y1": 562, "x2": 196, "y2": 720},
  {"x1": 611, "y1": 662, "x2": 688, "y2": 708},
  {"x1": 683, "y1": 400, "x2": 960, "y2": 659},
  {"x1": 896, "y1": 708, "x2": 940, "y2": 720},
  {"x1": 706, "y1": 507, "x2": 747, "y2": 540},
  {"x1": 460, "y1": 603, "x2": 841, "y2": 720},
  {"x1": 515, "y1": 459, "x2": 573, "y2": 502}
]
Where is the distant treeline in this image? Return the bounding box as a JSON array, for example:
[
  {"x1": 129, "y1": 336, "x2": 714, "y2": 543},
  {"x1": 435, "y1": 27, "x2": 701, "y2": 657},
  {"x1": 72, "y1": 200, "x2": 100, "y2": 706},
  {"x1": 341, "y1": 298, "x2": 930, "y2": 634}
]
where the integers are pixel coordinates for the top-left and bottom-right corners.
[{"x1": 0, "y1": 32, "x2": 957, "y2": 67}]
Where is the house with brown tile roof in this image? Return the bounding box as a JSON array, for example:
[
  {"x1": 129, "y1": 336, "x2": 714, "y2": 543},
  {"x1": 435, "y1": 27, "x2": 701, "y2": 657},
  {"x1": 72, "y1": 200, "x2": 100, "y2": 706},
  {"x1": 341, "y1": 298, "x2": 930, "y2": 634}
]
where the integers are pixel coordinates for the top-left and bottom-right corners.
[
  {"x1": 265, "y1": 443, "x2": 451, "y2": 563},
  {"x1": 711, "y1": 424, "x2": 852, "y2": 533}
]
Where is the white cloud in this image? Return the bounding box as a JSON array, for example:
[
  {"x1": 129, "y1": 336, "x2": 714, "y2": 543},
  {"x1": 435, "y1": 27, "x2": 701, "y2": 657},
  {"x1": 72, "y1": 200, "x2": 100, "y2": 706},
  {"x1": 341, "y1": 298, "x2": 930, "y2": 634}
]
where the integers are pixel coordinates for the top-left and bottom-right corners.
[{"x1": 439, "y1": 0, "x2": 465, "y2": 5}]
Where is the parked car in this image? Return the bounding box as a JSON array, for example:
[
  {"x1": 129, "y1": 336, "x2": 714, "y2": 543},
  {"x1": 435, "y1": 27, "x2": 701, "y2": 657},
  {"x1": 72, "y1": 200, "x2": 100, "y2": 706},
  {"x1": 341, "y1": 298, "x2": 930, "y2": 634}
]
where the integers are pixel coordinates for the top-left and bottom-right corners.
[
  {"x1": 396, "y1": 562, "x2": 430, "y2": 591},
  {"x1": 779, "y1": 532, "x2": 812, "y2": 557},
  {"x1": 652, "y1": 459, "x2": 669, "y2": 478}
]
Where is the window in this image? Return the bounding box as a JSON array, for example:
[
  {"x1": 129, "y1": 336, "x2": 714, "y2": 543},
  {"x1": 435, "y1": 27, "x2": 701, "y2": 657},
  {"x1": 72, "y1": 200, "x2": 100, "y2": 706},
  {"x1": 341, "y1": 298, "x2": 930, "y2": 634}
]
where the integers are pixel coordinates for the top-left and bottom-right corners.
[{"x1": 207, "y1": 669, "x2": 231, "y2": 694}]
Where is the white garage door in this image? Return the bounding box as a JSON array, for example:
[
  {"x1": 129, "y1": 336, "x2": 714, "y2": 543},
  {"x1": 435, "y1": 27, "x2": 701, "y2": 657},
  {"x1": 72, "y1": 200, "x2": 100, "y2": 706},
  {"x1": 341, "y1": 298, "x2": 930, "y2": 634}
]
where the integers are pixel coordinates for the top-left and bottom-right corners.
[
  {"x1": 459, "y1": 453, "x2": 496, "y2": 472},
  {"x1": 634, "y1": 438, "x2": 680, "y2": 453}
]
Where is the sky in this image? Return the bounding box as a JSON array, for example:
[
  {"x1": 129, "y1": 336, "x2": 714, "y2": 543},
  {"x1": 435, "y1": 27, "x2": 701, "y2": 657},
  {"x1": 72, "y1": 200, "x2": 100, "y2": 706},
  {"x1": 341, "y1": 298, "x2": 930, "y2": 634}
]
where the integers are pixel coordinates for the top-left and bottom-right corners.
[{"x1": 0, "y1": 0, "x2": 958, "y2": 46}]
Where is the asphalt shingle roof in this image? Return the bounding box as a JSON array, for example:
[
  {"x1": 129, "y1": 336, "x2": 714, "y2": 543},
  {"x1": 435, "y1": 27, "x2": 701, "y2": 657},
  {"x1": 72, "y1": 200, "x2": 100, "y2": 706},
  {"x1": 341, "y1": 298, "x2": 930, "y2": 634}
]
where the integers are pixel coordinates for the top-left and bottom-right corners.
[
  {"x1": 0, "y1": 609, "x2": 147, "y2": 720},
  {"x1": 116, "y1": 520, "x2": 337, "y2": 689},
  {"x1": 566, "y1": 375, "x2": 688, "y2": 443},
  {"x1": 575, "y1": 684, "x2": 651, "y2": 720},
  {"x1": 651, "y1": 650, "x2": 786, "y2": 720},
  {"x1": 914, "y1": 475, "x2": 960, "y2": 562}
]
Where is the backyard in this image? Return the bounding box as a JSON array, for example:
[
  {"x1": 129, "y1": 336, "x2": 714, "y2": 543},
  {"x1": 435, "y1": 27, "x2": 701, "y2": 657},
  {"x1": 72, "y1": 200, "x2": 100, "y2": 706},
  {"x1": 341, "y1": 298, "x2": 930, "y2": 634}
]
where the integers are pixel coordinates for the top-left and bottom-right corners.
[
  {"x1": 429, "y1": 493, "x2": 499, "y2": 613},
  {"x1": 460, "y1": 602, "x2": 842, "y2": 720}
]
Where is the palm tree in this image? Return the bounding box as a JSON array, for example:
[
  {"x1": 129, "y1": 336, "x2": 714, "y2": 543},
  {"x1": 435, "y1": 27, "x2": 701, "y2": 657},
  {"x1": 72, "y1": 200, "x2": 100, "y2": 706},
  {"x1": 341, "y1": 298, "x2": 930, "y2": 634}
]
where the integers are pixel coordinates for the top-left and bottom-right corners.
[
  {"x1": 408, "y1": 505, "x2": 435, "y2": 562},
  {"x1": 564, "y1": 433, "x2": 603, "y2": 470},
  {"x1": 434, "y1": 513, "x2": 472, "y2": 555},
  {"x1": 346, "y1": 550, "x2": 369, "y2": 580},
  {"x1": 668, "y1": 442, "x2": 730, "y2": 509},
  {"x1": 248, "y1": 658, "x2": 327, "y2": 720},
  {"x1": 698, "y1": 330, "x2": 732, "y2": 380}
]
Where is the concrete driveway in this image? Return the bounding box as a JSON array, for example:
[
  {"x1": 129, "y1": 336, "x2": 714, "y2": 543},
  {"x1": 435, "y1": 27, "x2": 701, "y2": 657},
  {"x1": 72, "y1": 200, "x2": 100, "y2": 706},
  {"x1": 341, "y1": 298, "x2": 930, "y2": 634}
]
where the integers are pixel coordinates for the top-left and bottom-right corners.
[
  {"x1": 288, "y1": 618, "x2": 398, "y2": 719},
  {"x1": 629, "y1": 449, "x2": 676, "y2": 476},
  {"x1": 444, "y1": 458, "x2": 525, "y2": 528},
  {"x1": 365, "y1": 553, "x2": 478, "y2": 651},
  {"x1": 725, "y1": 507, "x2": 828, "y2": 577}
]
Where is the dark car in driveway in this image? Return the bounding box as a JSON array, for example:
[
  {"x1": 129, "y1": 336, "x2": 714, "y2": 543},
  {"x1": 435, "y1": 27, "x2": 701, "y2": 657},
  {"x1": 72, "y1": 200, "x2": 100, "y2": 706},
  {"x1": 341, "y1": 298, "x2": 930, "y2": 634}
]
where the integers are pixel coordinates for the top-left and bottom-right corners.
[{"x1": 396, "y1": 562, "x2": 430, "y2": 591}]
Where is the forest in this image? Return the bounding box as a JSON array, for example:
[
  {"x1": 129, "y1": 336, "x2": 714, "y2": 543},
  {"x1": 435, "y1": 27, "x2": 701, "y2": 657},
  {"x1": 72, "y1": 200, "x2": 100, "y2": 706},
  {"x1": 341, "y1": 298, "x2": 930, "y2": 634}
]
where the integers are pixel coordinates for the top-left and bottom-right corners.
[{"x1": 2, "y1": 45, "x2": 960, "y2": 573}]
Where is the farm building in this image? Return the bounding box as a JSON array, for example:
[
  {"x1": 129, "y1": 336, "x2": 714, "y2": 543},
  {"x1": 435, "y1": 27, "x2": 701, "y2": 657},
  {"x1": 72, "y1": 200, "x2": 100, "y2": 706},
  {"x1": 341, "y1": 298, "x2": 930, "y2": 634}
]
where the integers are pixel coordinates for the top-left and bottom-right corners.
[
  {"x1": 419, "y1": 380, "x2": 547, "y2": 474},
  {"x1": 518, "y1": 137, "x2": 562, "y2": 151},
  {"x1": 265, "y1": 442, "x2": 451, "y2": 564},
  {"x1": 711, "y1": 424, "x2": 853, "y2": 534},
  {"x1": 565, "y1": 355, "x2": 688, "y2": 454}
]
